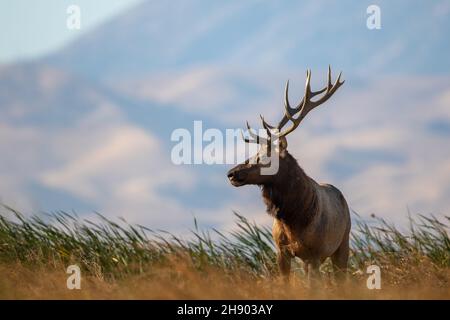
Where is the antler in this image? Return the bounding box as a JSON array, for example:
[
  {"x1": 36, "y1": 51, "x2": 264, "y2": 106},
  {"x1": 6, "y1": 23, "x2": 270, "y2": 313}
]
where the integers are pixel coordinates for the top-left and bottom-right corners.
[
  {"x1": 243, "y1": 66, "x2": 344, "y2": 144},
  {"x1": 240, "y1": 120, "x2": 270, "y2": 145}
]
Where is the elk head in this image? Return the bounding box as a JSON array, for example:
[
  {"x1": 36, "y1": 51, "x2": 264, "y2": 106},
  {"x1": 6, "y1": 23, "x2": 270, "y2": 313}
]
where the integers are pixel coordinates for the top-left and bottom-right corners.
[{"x1": 227, "y1": 66, "x2": 344, "y2": 187}]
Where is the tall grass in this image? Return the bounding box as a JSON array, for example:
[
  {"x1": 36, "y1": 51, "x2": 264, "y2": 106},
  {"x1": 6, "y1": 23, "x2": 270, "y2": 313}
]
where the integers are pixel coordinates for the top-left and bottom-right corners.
[
  {"x1": 0, "y1": 205, "x2": 278, "y2": 280},
  {"x1": 0, "y1": 204, "x2": 449, "y2": 285},
  {"x1": 351, "y1": 213, "x2": 450, "y2": 268}
]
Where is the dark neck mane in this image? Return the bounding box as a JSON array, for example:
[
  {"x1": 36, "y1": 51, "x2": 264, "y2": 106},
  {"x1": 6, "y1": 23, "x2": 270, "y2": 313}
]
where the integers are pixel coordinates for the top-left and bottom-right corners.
[{"x1": 261, "y1": 152, "x2": 318, "y2": 228}]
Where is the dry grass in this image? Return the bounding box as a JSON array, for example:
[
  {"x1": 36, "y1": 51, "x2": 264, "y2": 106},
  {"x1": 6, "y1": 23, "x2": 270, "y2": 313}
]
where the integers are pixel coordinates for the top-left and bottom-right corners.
[
  {"x1": 0, "y1": 204, "x2": 449, "y2": 299},
  {"x1": 1, "y1": 259, "x2": 448, "y2": 299}
]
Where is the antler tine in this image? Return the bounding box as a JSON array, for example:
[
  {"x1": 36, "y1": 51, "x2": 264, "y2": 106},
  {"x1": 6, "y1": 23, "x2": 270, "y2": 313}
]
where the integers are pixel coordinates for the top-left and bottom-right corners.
[
  {"x1": 307, "y1": 70, "x2": 344, "y2": 110},
  {"x1": 242, "y1": 120, "x2": 269, "y2": 145},
  {"x1": 260, "y1": 114, "x2": 275, "y2": 130},
  {"x1": 274, "y1": 69, "x2": 313, "y2": 137},
  {"x1": 260, "y1": 114, "x2": 283, "y2": 144},
  {"x1": 327, "y1": 65, "x2": 332, "y2": 89},
  {"x1": 277, "y1": 75, "x2": 328, "y2": 130},
  {"x1": 246, "y1": 121, "x2": 259, "y2": 140},
  {"x1": 276, "y1": 81, "x2": 295, "y2": 129},
  {"x1": 284, "y1": 80, "x2": 299, "y2": 117},
  {"x1": 240, "y1": 129, "x2": 251, "y2": 143},
  {"x1": 276, "y1": 66, "x2": 344, "y2": 139},
  {"x1": 243, "y1": 66, "x2": 344, "y2": 145}
]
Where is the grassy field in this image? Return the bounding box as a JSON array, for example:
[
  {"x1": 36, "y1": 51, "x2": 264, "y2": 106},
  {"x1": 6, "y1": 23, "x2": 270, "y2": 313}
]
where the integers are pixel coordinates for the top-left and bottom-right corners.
[{"x1": 0, "y1": 204, "x2": 449, "y2": 299}]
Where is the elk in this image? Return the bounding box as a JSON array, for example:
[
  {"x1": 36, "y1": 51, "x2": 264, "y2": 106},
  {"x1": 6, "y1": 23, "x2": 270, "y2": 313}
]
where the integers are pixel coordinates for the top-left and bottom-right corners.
[{"x1": 227, "y1": 67, "x2": 351, "y2": 281}]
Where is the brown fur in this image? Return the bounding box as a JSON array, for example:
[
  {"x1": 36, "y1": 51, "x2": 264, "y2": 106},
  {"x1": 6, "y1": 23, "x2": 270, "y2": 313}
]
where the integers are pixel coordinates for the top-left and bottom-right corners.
[
  {"x1": 227, "y1": 68, "x2": 350, "y2": 280},
  {"x1": 228, "y1": 148, "x2": 351, "y2": 280}
]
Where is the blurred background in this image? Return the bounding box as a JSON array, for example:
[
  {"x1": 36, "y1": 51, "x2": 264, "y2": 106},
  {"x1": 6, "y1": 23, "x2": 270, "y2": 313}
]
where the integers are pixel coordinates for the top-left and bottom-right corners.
[{"x1": 0, "y1": 0, "x2": 449, "y2": 232}]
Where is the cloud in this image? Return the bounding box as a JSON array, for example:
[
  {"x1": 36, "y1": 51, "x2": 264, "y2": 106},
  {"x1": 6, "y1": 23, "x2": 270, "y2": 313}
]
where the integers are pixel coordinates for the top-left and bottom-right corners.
[
  {"x1": 0, "y1": 85, "x2": 197, "y2": 230},
  {"x1": 281, "y1": 75, "x2": 450, "y2": 224},
  {"x1": 0, "y1": 122, "x2": 48, "y2": 210},
  {"x1": 42, "y1": 125, "x2": 159, "y2": 199},
  {"x1": 37, "y1": 109, "x2": 197, "y2": 228},
  {"x1": 1, "y1": 62, "x2": 450, "y2": 232},
  {"x1": 2, "y1": 0, "x2": 450, "y2": 235},
  {"x1": 117, "y1": 66, "x2": 237, "y2": 112},
  {"x1": 77, "y1": 70, "x2": 450, "y2": 227}
]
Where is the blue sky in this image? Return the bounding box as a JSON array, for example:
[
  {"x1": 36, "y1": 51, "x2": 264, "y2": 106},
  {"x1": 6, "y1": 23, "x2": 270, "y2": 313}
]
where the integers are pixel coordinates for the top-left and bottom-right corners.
[
  {"x1": 0, "y1": 0, "x2": 450, "y2": 231},
  {"x1": 0, "y1": 0, "x2": 142, "y2": 63}
]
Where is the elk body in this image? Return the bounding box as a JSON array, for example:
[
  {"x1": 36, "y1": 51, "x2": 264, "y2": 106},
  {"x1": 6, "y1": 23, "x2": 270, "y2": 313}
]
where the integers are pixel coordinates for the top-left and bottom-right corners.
[{"x1": 227, "y1": 67, "x2": 351, "y2": 280}]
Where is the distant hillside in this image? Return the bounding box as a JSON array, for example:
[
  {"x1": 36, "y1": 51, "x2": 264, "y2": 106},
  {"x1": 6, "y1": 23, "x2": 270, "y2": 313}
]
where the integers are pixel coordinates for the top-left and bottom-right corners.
[{"x1": 43, "y1": 0, "x2": 450, "y2": 79}]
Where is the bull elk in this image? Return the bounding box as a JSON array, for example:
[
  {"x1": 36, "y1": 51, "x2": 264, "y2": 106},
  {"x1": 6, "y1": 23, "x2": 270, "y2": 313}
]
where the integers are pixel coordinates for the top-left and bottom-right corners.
[{"x1": 227, "y1": 67, "x2": 351, "y2": 281}]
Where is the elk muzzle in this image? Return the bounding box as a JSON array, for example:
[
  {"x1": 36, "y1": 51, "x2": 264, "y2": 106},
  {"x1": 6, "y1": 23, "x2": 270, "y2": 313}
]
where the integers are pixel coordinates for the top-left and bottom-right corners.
[{"x1": 227, "y1": 165, "x2": 249, "y2": 187}]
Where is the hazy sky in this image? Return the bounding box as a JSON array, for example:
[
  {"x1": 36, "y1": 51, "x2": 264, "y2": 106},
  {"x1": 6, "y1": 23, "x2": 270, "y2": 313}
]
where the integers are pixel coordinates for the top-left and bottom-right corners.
[
  {"x1": 0, "y1": 0, "x2": 142, "y2": 63},
  {"x1": 1, "y1": 0, "x2": 449, "y2": 231}
]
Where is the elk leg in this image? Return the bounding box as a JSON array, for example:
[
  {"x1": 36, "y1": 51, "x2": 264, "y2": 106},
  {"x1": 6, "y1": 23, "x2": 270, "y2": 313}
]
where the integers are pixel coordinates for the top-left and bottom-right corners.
[
  {"x1": 277, "y1": 249, "x2": 291, "y2": 281},
  {"x1": 331, "y1": 230, "x2": 350, "y2": 281},
  {"x1": 306, "y1": 259, "x2": 321, "y2": 289},
  {"x1": 307, "y1": 260, "x2": 320, "y2": 278}
]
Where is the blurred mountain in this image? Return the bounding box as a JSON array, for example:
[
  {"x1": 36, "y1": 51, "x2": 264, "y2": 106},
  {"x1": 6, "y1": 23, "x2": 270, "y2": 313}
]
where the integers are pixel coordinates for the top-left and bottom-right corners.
[
  {"x1": 43, "y1": 0, "x2": 450, "y2": 79},
  {"x1": 1, "y1": 0, "x2": 450, "y2": 229}
]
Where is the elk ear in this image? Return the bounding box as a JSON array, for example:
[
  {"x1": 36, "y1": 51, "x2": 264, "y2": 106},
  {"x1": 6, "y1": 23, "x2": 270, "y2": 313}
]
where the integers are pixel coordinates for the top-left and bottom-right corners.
[{"x1": 278, "y1": 136, "x2": 288, "y2": 158}]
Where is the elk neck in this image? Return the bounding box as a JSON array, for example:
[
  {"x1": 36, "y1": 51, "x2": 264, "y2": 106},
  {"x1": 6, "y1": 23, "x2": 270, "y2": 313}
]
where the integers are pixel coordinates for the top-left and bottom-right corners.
[{"x1": 261, "y1": 152, "x2": 318, "y2": 228}]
